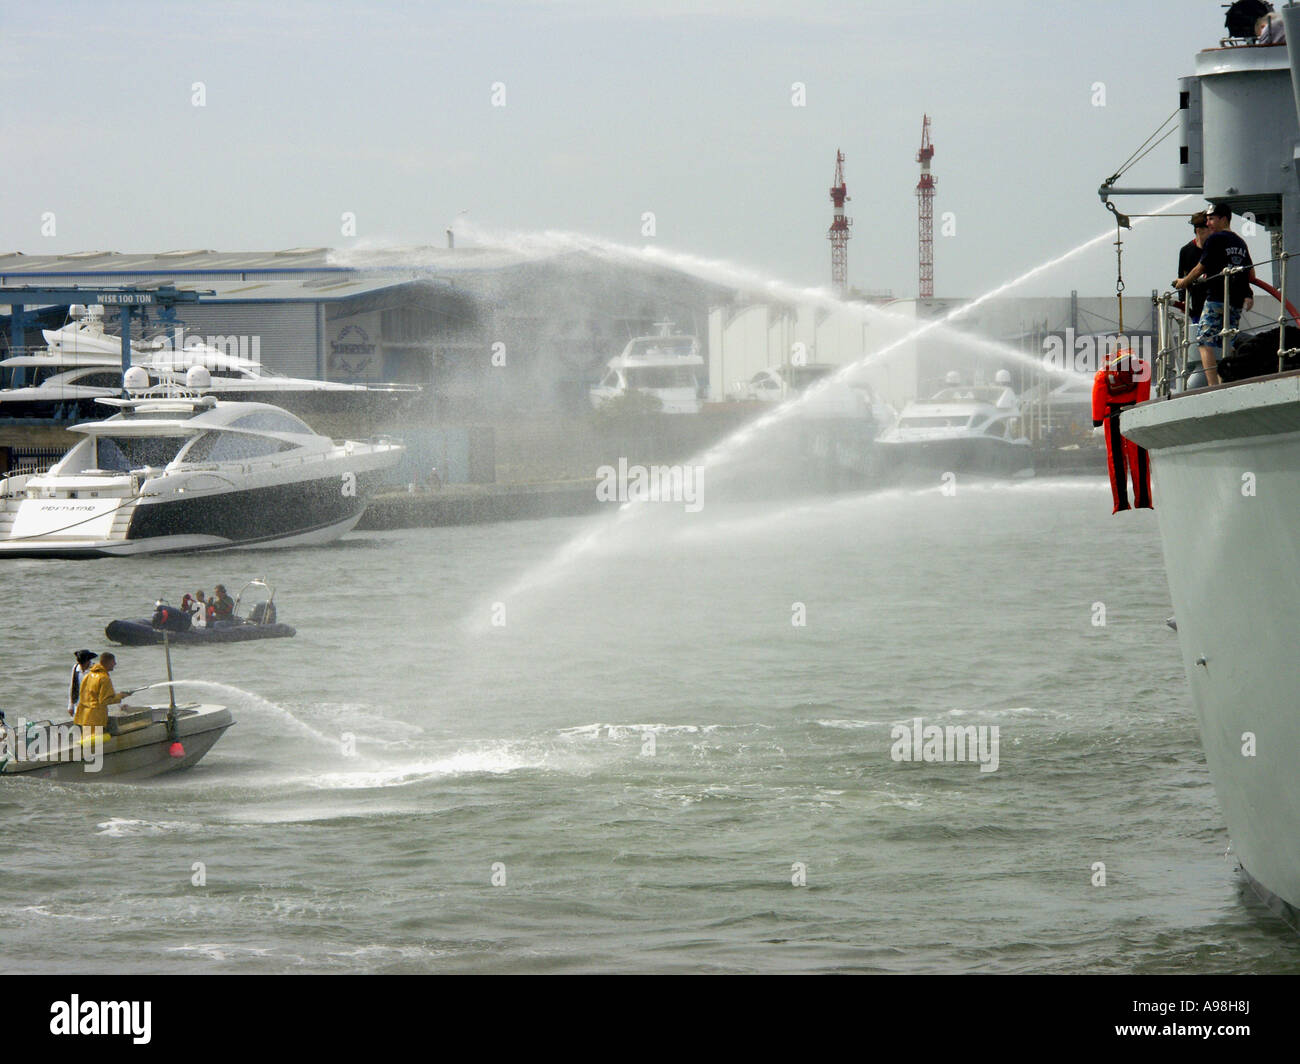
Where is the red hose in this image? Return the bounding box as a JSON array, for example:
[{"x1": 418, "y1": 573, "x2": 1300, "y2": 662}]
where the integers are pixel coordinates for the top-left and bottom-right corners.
[
  {"x1": 1248, "y1": 276, "x2": 1300, "y2": 325},
  {"x1": 1171, "y1": 277, "x2": 1300, "y2": 324}
]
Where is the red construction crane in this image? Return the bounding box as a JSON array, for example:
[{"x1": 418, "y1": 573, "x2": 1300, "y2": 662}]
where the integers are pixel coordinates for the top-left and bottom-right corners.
[
  {"x1": 916, "y1": 116, "x2": 936, "y2": 298},
  {"x1": 828, "y1": 149, "x2": 852, "y2": 297}
]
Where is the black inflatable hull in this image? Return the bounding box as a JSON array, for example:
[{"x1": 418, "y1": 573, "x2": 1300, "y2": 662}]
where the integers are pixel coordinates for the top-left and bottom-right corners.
[{"x1": 105, "y1": 619, "x2": 296, "y2": 646}]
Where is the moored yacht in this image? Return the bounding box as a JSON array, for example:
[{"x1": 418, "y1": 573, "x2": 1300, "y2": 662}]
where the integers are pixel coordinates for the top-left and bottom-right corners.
[
  {"x1": 589, "y1": 323, "x2": 704, "y2": 414},
  {"x1": 876, "y1": 370, "x2": 1032, "y2": 476},
  {"x1": 0, "y1": 367, "x2": 403, "y2": 557},
  {"x1": 0, "y1": 310, "x2": 421, "y2": 420}
]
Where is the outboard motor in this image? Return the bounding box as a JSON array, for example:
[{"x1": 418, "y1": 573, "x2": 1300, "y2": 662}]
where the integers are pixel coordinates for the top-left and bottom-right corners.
[{"x1": 249, "y1": 601, "x2": 277, "y2": 625}]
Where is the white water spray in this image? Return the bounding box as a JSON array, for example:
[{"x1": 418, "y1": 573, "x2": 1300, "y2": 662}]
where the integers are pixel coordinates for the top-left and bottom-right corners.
[
  {"x1": 467, "y1": 196, "x2": 1190, "y2": 610},
  {"x1": 161, "y1": 680, "x2": 341, "y2": 750}
]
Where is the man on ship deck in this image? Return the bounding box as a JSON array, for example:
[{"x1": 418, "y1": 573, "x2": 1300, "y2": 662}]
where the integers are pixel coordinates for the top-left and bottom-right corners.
[{"x1": 1175, "y1": 203, "x2": 1256, "y2": 387}]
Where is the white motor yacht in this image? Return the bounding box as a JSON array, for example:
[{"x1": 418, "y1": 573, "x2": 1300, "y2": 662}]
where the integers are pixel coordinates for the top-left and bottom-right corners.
[
  {"x1": 876, "y1": 371, "x2": 1032, "y2": 476},
  {"x1": 0, "y1": 367, "x2": 403, "y2": 557},
  {"x1": 589, "y1": 323, "x2": 704, "y2": 414},
  {"x1": 0, "y1": 310, "x2": 420, "y2": 419}
]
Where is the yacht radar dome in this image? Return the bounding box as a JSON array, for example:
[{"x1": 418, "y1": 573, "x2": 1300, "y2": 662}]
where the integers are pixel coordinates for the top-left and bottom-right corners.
[
  {"x1": 944, "y1": 370, "x2": 961, "y2": 385},
  {"x1": 994, "y1": 369, "x2": 1013, "y2": 386},
  {"x1": 185, "y1": 365, "x2": 212, "y2": 391},
  {"x1": 123, "y1": 366, "x2": 150, "y2": 393}
]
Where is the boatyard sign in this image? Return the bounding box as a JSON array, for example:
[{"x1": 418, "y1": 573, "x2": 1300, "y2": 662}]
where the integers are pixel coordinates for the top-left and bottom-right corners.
[{"x1": 93, "y1": 292, "x2": 155, "y2": 305}]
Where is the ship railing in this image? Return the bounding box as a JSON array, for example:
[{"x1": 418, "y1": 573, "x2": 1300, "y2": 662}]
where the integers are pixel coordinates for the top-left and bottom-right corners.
[{"x1": 1154, "y1": 250, "x2": 1300, "y2": 396}]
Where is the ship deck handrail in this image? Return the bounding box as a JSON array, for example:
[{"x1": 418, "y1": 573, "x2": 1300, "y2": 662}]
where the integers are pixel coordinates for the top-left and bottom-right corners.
[
  {"x1": 1153, "y1": 251, "x2": 1300, "y2": 397},
  {"x1": 1158, "y1": 365, "x2": 1300, "y2": 401}
]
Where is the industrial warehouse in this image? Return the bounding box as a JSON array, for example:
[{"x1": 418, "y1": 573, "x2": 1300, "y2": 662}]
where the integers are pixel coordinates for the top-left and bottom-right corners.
[{"x1": 0, "y1": 123, "x2": 1169, "y2": 504}]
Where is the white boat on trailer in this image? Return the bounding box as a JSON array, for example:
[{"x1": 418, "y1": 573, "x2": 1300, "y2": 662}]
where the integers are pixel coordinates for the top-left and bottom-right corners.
[{"x1": 0, "y1": 367, "x2": 403, "y2": 557}]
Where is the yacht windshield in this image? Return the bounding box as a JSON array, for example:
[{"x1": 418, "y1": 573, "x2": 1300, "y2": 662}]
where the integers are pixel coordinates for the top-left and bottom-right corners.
[
  {"x1": 95, "y1": 436, "x2": 190, "y2": 471},
  {"x1": 627, "y1": 339, "x2": 695, "y2": 359},
  {"x1": 184, "y1": 431, "x2": 297, "y2": 463},
  {"x1": 930, "y1": 387, "x2": 1009, "y2": 404},
  {"x1": 626, "y1": 365, "x2": 697, "y2": 389},
  {"x1": 901, "y1": 415, "x2": 972, "y2": 429},
  {"x1": 788, "y1": 366, "x2": 834, "y2": 391},
  {"x1": 230, "y1": 410, "x2": 312, "y2": 434}
]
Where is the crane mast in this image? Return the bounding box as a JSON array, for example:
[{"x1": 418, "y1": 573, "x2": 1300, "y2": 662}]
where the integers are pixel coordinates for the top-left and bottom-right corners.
[
  {"x1": 916, "y1": 116, "x2": 936, "y2": 298},
  {"x1": 828, "y1": 149, "x2": 852, "y2": 298}
]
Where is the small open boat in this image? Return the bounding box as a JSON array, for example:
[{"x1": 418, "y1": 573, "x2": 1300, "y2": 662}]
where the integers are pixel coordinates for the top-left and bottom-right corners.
[
  {"x1": 0, "y1": 637, "x2": 233, "y2": 780},
  {"x1": 0, "y1": 703, "x2": 233, "y2": 780}
]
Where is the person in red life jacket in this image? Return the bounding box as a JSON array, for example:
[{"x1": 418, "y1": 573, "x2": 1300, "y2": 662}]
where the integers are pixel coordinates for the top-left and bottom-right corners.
[{"x1": 1092, "y1": 349, "x2": 1153, "y2": 513}]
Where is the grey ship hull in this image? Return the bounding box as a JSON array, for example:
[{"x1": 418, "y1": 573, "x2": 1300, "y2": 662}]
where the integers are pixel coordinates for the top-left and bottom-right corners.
[{"x1": 1122, "y1": 376, "x2": 1300, "y2": 920}]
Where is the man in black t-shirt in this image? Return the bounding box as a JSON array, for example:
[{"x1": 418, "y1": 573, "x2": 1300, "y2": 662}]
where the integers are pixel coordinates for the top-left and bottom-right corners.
[
  {"x1": 1175, "y1": 203, "x2": 1255, "y2": 386},
  {"x1": 1176, "y1": 211, "x2": 1211, "y2": 322}
]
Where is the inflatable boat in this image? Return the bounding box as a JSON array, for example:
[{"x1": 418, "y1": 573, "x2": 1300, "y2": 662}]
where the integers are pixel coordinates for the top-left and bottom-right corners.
[
  {"x1": 105, "y1": 578, "x2": 296, "y2": 646},
  {"x1": 106, "y1": 617, "x2": 296, "y2": 646}
]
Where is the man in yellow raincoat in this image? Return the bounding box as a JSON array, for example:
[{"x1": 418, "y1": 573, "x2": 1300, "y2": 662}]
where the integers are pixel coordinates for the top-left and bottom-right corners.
[{"x1": 73, "y1": 653, "x2": 128, "y2": 728}]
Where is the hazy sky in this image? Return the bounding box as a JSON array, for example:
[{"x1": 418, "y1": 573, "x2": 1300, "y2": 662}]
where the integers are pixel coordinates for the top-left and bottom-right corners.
[{"x1": 0, "y1": 0, "x2": 1268, "y2": 300}]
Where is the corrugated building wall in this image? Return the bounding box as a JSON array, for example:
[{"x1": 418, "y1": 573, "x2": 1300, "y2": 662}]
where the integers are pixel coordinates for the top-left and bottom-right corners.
[{"x1": 170, "y1": 303, "x2": 321, "y2": 379}]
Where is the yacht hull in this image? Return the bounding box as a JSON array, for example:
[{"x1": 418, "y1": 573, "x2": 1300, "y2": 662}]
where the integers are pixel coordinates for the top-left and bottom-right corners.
[
  {"x1": 1121, "y1": 376, "x2": 1300, "y2": 918},
  {"x1": 0, "y1": 462, "x2": 392, "y2": 557},
  {"x1": 876, "y1": 436, "x2": 1034, "y2": 479},
  {"x1": 0, "y1": 510, "x2": 366, "y2": 558}
]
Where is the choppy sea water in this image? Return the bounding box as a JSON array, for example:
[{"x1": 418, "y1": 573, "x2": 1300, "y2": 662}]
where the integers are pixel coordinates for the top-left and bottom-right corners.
[{"x1": 2, "y1": 477, "x2": 1297, "y2": 973}]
